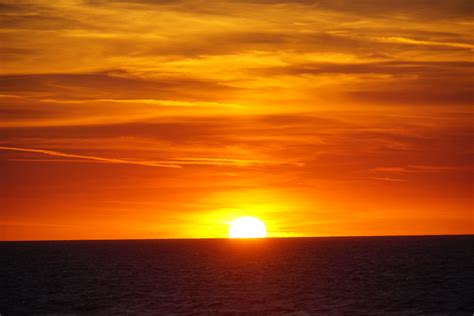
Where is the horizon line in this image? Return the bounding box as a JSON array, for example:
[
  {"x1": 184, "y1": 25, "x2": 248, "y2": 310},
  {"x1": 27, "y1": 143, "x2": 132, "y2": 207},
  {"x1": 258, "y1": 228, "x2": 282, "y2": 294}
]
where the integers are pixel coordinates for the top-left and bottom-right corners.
[{"x1": 1, "y1": 234, "x2": 472, "y2": 243}]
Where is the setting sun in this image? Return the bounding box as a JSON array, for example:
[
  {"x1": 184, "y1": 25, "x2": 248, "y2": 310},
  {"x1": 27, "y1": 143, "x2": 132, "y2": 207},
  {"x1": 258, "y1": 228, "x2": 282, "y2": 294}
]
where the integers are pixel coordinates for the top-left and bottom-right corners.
[{"x1": 228, "y1": 216, "x2": 267, "y2": 239}]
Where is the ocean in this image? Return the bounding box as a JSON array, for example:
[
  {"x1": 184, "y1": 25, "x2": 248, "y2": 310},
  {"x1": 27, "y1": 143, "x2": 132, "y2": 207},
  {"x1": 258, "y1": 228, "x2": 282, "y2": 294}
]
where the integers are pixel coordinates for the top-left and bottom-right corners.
[{"x1": 1, "y1": 235, "x2": 473, "y2": 315}]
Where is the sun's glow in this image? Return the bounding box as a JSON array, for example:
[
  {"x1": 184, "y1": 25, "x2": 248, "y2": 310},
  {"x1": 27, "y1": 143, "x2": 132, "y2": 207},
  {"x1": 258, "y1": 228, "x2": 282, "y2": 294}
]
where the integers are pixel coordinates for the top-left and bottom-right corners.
[{"x1": 228, "y1": 216, "x2": 267, "y2": 238}]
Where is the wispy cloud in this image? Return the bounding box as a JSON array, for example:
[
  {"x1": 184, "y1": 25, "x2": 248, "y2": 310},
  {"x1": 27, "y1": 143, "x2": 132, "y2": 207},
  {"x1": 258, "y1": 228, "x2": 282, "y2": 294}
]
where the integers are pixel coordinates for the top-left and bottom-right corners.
[
  {"x1": 369, "y1": 176, "x2": 408, "y2": 182},
  {"x1": 40, "y1": 98, "x2": 245, "y2": 108},
  {"x1": 0, "y1": 94, "x2": 25, "y2": 98},
  {"x1": 373, "y1": 36, "x2": 474, "y2": 50},
  {"x1": 167, "y1": 157, "x2": 304, "y2": 167},
  {"x1": 1, "y1": 0, "x2": 472, "y2": 112},
  {"x1": 0, "y1": 146, "x2": 303, "y2": 168},
  {"x1": 371, "y1": 165, "x2": 474, "y2": 173},
  {"x1": 0, "y1": 146, "x2": 182, "y2": 168}
]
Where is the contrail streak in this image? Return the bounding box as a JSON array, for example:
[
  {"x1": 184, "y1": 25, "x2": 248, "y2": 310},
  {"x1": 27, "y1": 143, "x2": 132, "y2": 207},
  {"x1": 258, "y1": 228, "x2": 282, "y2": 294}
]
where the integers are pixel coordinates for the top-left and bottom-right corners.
[{"x1": 0, "y1": 146, "x2": 182, "y2": 169}]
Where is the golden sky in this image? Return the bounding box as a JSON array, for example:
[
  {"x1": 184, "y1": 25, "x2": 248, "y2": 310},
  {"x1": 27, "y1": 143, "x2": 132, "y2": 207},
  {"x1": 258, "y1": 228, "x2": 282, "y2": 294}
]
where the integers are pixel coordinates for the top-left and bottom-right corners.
[{"x1": 1, "y1": 0, "x2": 473, "y2": 240}]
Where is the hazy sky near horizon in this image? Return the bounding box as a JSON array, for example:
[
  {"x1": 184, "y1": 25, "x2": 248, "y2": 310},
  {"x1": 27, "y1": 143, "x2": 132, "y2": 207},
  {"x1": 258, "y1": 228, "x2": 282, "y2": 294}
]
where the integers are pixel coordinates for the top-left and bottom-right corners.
[{"x1": 1, "y1": 0, "x2": 473, "y2": 240}]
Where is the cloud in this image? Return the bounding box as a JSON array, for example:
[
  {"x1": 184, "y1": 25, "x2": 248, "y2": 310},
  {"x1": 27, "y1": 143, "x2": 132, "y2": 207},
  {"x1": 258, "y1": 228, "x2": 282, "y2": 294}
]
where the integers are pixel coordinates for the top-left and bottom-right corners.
[
  {"x1": 257, "y1": 60, "x2": 473, "y2": 105},
  {"x1": 234, "y1": 0, "x2": 473, "y2": 20},
  {"x1": 372, "y1": 165, "x2": 474, "y2": 173},
  {"x1": 1, "y1": 0, "x2": 472, "y2": 111},
  {"x1": 0, "y1": 70, "x2": 233, "y2": 101},
  {"x1": 0, "y1": 146, "x2": 182, "y2": 168},
  {"x1": 168, "y1": 157, "x2": 304, "y2": 167},
  {"x1": 373, "y1": 36, "x2": 474, "y2": 49},
  {"x1": 369, "y1": 176, "x2": 407, "y2": 182},
  {"x1": 0, "y1": 142, "x2": 303, "y2": 168},
  {"x1": 260, "y1": 60, "x2": 474, "y2": 76},
  {"x1": 40, "y1": 98, "x2": 245, "y2": 108}
]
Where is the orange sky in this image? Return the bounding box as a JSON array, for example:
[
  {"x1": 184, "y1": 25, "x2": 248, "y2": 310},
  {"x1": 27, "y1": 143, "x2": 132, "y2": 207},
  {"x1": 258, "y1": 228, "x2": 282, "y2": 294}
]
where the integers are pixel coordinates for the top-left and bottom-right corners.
[{"x1": 1, "y1": 0, "x2": 473, "y2": 240}]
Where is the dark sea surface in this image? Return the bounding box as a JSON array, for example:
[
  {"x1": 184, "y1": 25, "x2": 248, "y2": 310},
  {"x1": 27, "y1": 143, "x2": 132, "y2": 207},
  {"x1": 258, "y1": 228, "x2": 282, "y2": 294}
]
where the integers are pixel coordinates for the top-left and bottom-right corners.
[{"x1": 1, "y1": 236, "x2": 473, "y2": 315}]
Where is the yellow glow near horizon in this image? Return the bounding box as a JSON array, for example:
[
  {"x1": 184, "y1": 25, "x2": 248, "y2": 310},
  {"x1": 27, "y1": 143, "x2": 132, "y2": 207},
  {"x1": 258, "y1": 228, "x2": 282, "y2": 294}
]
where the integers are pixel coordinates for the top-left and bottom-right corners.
[{"x1": 228, "y1": 216, "x2": 267, "y2": 238}]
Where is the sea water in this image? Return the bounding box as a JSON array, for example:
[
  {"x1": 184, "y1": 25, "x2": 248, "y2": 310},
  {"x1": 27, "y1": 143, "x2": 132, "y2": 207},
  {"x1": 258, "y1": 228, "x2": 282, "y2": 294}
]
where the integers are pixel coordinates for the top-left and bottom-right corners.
[{"x1": 1, "y1": 236, "x2": 473, "y2": 314}]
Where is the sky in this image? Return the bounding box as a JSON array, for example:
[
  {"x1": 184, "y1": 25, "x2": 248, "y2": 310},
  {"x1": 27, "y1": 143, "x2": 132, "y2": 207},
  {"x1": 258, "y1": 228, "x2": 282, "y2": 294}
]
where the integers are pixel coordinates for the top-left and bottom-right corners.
[{"x1": 0, "y1": 0, "x2": 473, "y2": 240}]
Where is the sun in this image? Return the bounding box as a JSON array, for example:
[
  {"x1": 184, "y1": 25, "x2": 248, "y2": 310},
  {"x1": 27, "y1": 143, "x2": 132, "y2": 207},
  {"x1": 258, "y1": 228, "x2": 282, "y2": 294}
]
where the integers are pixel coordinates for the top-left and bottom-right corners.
[{"x1": 228, "y1": 216, "x2": 267, "y2": 238}]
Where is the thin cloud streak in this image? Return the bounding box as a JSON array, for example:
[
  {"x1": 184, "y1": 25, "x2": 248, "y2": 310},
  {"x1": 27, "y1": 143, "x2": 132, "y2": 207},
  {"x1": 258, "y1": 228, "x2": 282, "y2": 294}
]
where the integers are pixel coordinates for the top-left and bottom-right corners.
[
  {"x1": 369, "y1": 177, "x2": 408, "y2": 182},
  {"x1": 373, "y1": 36, "x2": 474, "y2": 50},
  {"x1": 0, "y1": 146, "x2": 182, "y2": 168},
  {"x1": 168, "y1": 157, "x2": 305, "y2": 167},
  {"x1": 0, "y1": 146, "x2": 302, "y2": 168},
  {"x1": 40, "y1": 98, "x2": 246, "y2": 108},
  {"x1": 371, "y1": 165, "x2": 474, "y2": 173}
]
